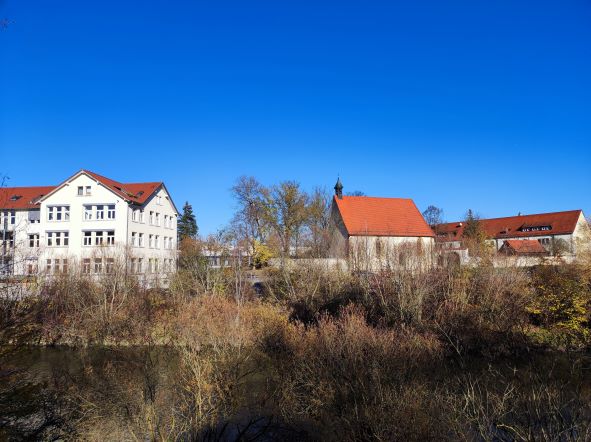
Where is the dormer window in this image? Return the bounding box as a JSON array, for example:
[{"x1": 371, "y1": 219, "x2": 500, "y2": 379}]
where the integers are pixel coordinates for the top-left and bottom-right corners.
[
  {"x1": 9, "y1": 195, "x2": 21, "y2": 202},
  {"x1": 520, "y1": 225, "x2": 552, "y2": 233}
]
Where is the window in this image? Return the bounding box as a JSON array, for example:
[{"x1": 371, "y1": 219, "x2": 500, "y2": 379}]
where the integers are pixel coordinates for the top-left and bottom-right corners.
[
  {"x1": 82, "y1": 259, "x2": 91, "y2": 274},
  {"x1": 96, "y1": 205, "x2": 105, "y2": 220},
  {"x1": 83, "y1": 231, "x2": 92, "y2": 246},
  {"x1": 164, "y1": 215, "x2": 168, "y2": 228},
  {"x1": 149, "y1": 234, "x2": 154, "y2": 248},
  {"x1": 1, "y1": 210, "x2": 16, "y2": 225},
  {"x1": 47, "y1": 231, "x2": 69, "y2": 247},
  {"x1": 155, "y1": 213, "x2": 160, "y2": 226},
  {"x1": 28, "y1": 210, "x2": 40, "y2": 223},
  {"x1": 46, "y1": 259, "x2": 52, "y2": 274},
  {"x1": 148, "y1": 258, "x2": 153, "y2": 273},
  {"x1": 155, "y1": 235, "x2": 160, "y2": 249},
  {"x1": 77, "y1": 186, "x2": 84, "y2": 196},
  {"x1": 1, "y1": 232, "x2": 14, "y2": 248},
  {"x1": 138, "y1": 233, "x2": 144, "y2": 247},
  {"x1": 29, "y1": 234, "x2": 40, "y2": 248},
  {"x1": 94, "y1": 258, "x2": 102, "y2": 274},
  {"x1": 139, "y1": 210, "x2": 145, "y2": 223},
  {"x1": 539, "y1": 238, "x2": 551, "y2": 246},
  {"x1": 47, "y1": 206, "x2": 69, "y2": 222},
  {"x1": 154, "y1": 258, "x2": 159, "y2": 273},
  {"x1": 137, "y1": 258, "x2": 143, "y2": 273},
  {"x1": 107, "y1": 230, "x2": 115, "y2": 245},
  {"x1": 107, "y1": 205, "x2": 115, "y2": 220},
  {"x1": 130, "y1": 258, "x2": 137, "y2": 273},
  {"x1": 163, "y1": 237, "x2": 168, "y2": 249},
  {"x1": 106, "y1": 258, "x2": 115, "y2": 274},
  {"x1": 149, "y1": 211, "x2": 154, "y2": 225},
  {"x1": 132, "y1": 210, "x2": 139, "y2": 222},
  {"x1": 27, "y1": 261, "x2": 38, "y2": 275},
  {"x1": 131, "y1": 232, "x2": 137, "y2": 247},
  {"x1": 84, "y1": 206, "x2": 93, "y2": 220},
  {"x1": 61, "y1": 259, "x2": 68, "y2": 274},
  {"x1": 95, "y1": 231, "x2": 104, "y2": 245},
  {"x1": 157, "y1": 195, "x2": 162, "y2": 205},
  {"x1": 85, "y1": 186, "x2": 91, "y2": 196}
]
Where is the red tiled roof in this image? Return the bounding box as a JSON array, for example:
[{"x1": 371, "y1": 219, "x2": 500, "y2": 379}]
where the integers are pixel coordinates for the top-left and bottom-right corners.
[
  {"x1": 83, "y1": 170, "x2": 162, "y2": 205},
  {"x1": 436, "y1": 210, "x2": 583, "y2": 241},
  {"x1": 0, "y1": 186, "x2": 56, "y2": 210},
  {"x1": 501, "y1": 239, "x2": 547, "y2": 254},
  {"x1": 1, "y1": 170, "x2": 166, "y2": 210},
  {"x1": 334, "y1": 195, "x2": 435, "y2": 237}
]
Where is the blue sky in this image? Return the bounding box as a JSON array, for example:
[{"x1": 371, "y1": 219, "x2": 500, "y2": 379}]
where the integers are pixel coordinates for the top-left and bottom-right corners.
[{"x1": 1, "y1": 0, "x2": 590, "y2": 234}]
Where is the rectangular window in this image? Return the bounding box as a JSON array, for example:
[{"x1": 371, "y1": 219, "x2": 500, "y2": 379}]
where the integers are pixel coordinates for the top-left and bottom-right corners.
[
  {"x1": 139, "y1": 210, "x2": 144, "y2": 223},
  {"x1": 164, "y1": 215, "x2": 168, "y2": 228},
  {"x1": 47, "y1": 206, "x2": 69, "y2": 222},
  {"x1": 107, "y1": 205, "x2": 115, "y2": 220},
  {"x1": 78, "y1": 186, "x2": 84, "y2": 196},
  {"x1": 85, "y1": 186, "x2": 91, "y2": 196},
  {"x1": 61, "y1": 259, "x2": 68, "y2": 274},
  {"x1": 46, "y1": 259, "x2": 52, "y2": 274},
  {"x1": 83, "y1": 231, "x2": 92, "y2": 246},
  {"x1": 96, "y1": 205, "x2": 105, "y2": 220},
  {"x1": 137, "y1": 258, "x2": 143, "y2": 273},
  {"x1": 94, "y1": 258, "x2": 102, "y2": 274},
  {"x1": 83, "y1": 259, "x2": 91, "y2": 274},
  {"x1": 107, "y1": 230, "x2": 115, "y2": 245},
  {"x1": 106, "y1": 258, "x2": 115, "y2": 274},
  {"x1": 138, "y1": 233, "x2": 144, "y2": 247},
  {"x1": 149, "y1": 234, "x2": 154, "y2": 248},
  {"x1": 29, "y1": 234, "x2": 39, "y2": 248},
  {"x1": 27, "y1": 262, "x2": 38, "y2": 275},
  {"x1": 95, "y1": 231, "x2": 104, "y2": 245},
  {"x1": 132, "y1": 210, "x2": 138, "y2": 222},
  {"x1": 154, "y1": 258, "x2": 159, "y2": 273},
  {"x1": 155, "y1": 235, "x2": 160, "y2": 249},
  {"x1": 131, "y1": 232, "x2": 137, "y2": 247},
  {"x1": 130, "y1": 258, "x2": 136, "y2": 273},
  {"x1": 149, "y1": 211, "x2": 154, "y2": 225},
  {"x1": 155, "y1": 213, "x2": 160, "y2": 226},
  {"x1": 84, "y1": 206, "x2": 93, "y2": 220}
]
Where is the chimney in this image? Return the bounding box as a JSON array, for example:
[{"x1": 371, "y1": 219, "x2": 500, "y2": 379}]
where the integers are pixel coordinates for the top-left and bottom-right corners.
[{"x1": 334, "y1": 177, "x2": 343, "y2": 199}]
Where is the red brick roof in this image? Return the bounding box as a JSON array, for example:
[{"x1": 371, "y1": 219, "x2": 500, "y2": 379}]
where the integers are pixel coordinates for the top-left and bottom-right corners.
[
  {"x1": 334, "y1": 195, "x2": 434, "y2": 237},
  {"x1": 501, "y1": 239, "x2": 547, "y2": 255},
  {"x1": 0, "y1": 186, "x2": 56, "y2": 210},
  {"x1": 436, "y1": 210, "x2": 583, "y2": 241}
]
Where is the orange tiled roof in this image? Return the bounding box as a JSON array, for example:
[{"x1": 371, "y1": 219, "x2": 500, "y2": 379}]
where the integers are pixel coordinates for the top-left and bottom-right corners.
[
  {"x1": 502, "y1": 239, "x2": 547, "y2": 254},
  {"x1": 0, "y1": 186, "x2": 57, "y2": 210},
  {"x1": 334, "y1": 195, "x2": 434, "y2": 237},
  {"x1": 436, "y1": 210, "x2": 583, "y2": 241}
]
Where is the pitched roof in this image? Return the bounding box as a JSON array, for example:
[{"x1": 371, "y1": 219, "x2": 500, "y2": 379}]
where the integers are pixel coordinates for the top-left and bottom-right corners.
[
  {"x1": 0, "y1": 186, "x2": 57, "y2": 210},
  {"x1": 82, "y1": 170, "x2": 162, "y2": 205},
  {"x1": 1, "y1": 170, "x2": 170, "y2": 210},
  {"x1": 436, "y1": 210, "x2": 583, "y2": 241},
  {"x1": 334, "y1": 195, "x2": 435, "y2": 237},
  {"x1": 501, "y1": 239, "x2": 547, "y2": 255}
]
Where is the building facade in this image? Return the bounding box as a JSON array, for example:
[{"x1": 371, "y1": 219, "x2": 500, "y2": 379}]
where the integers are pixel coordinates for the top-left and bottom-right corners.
[
  {"x1": 435, "y1": 210, "x2": 590, "y2": 265},
  {"x1": 0, "y1": 170, "x2": 178, "y2": 282}
]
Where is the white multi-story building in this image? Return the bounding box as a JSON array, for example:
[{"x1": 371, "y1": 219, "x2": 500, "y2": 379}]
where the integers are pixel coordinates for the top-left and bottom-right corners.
[{"x1": 0, "y1": 170, "x2": 178, "y2": 282}]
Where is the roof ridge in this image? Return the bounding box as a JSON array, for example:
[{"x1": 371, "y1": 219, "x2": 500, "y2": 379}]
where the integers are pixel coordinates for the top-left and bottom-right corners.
[{"x1": 442, "y1": 209, "x2": 582, "y2": 225}]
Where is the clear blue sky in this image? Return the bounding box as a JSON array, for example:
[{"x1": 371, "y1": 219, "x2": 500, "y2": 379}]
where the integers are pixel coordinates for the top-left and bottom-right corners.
[{"x1": 1, "y1": 0, "x2": 590, "y2": 234}]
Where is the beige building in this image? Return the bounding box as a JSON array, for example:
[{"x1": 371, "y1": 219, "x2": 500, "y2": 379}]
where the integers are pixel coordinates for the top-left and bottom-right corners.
[
  {"x1": 329, "y1": 179, "x2": 435, "y2": 270},
  {"x1": 0, "y1": 170, "x2": 178, "y2": 284}
]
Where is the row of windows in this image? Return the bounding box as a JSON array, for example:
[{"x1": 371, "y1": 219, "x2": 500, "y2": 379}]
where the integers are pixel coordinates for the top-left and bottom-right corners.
[
  {"x1": 131, "y1": 232, "x2": 175, "y2": 249},
  {"x1": 40, "y1": 257, "x2": 175, "y2": 275},
  {"x1": 131, "y1": 209, "x2": 175, "y2": 229},
  {"x1": 46, "y1": 205, "x2": 117, "y2": 222}
]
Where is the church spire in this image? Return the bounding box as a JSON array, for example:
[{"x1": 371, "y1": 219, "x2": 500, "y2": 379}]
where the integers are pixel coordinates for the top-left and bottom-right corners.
[{"x1": 334, "y1": 177, "x2": 343, "y2": 199}]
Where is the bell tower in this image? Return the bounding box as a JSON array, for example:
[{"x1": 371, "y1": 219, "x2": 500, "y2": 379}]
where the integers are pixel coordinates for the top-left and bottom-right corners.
[{"x1": 334, "y1": 177, "x2": 343, "y2": 199}]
